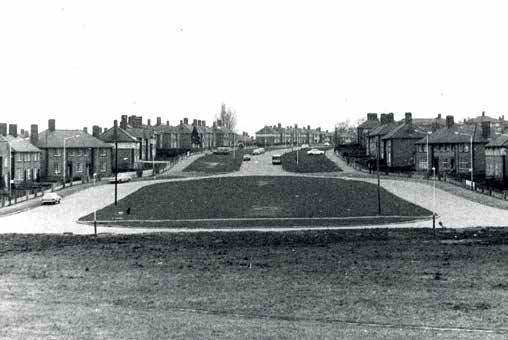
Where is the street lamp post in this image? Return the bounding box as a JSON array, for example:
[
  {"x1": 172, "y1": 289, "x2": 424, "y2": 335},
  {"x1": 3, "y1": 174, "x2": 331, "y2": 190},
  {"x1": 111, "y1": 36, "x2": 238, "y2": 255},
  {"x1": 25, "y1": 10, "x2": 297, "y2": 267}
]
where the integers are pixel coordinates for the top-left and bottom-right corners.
[
  {"x1": 63, "y1": 135, "x2": 80, "y2": 188},
  {"x1": 376, "y1": 135, "x2": 381, "y2": 215},
  {"x1": 0, "y1": 138, "x2": 11, "y2": 197},
  {"x1": 432, "y1": 166, "x2": 436, "y2": 229}
]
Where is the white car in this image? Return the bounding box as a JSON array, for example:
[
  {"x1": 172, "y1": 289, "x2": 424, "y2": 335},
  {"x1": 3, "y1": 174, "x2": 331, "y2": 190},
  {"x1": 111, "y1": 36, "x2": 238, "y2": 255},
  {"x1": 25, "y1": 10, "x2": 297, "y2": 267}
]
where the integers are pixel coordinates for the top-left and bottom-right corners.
[
  {"x1": 301, "y1": 144, "x2": 310, "y2": 149},
  {"x1": 243, "y1": 154, "x2": 251, "y2": 161},
  {"x1": 307, "y1": 148, "x2": 325, "y2": 155},
  {"x1": 324, "y1": 142, "x2": 331, "y2": 146},
  {"x1": 252, "y1": 148, "x2": 265, "y2": 155},
  {"x1": 110, "y1": 173, "x2": 132, "y2": 183},
  {"x1": 41, "y1": 192, "x2": 62, "y2": 205}
]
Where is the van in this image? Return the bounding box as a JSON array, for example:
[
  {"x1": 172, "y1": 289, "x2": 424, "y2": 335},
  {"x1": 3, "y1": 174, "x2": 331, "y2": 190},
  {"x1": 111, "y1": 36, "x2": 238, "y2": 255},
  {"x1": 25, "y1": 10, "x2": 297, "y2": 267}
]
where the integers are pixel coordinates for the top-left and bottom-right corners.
[{"x1": 272, "y1": 154, "x2": 281, "y2": 165}]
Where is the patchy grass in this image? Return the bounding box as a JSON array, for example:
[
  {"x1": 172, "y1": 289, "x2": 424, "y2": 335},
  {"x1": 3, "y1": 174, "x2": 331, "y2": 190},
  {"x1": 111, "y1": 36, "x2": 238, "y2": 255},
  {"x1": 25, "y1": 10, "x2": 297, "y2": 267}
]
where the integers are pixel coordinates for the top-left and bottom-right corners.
[
  {"x1": 0, "y1": 228, "x2": 507, "y2": 339},
  {"x1": 282, "y1": 148, "x2": 341, "y2": 173},
  {"x1": 183, "y1": 149, "x2": 249, "y2": 173},
  {"x1": 79, "y1": 176, "x2": 431, "y2": 225}
]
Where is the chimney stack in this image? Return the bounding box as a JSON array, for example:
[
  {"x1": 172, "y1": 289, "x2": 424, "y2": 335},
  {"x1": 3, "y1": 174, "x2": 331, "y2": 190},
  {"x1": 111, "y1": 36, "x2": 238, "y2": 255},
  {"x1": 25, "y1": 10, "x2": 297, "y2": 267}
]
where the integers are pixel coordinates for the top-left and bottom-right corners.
[
  {"x1": 156, "y1": 117, "x2": 162, "y2": 126},
  {"x1": 278, "y1": 123, "x2": 282, "y2": 129},
  {"x1": 0, "y1": 123, "x2": 6, "y2": 136},
  {"x1": 446, "y1": 115, "x2": 454, "y2": 129},
  {"x1": 113, "y1": 120, "x2": 118, "y2": 140},
  {"x1": 83, "y1": 127, "x2": 88, "y2": 134},
  {"x1": 387, "y1": 112, "x2": 394, "y2": 123},
  {"x1": 183, "y1": 118, "x2": 189, "y2": 125},
  {"x1": 48, "y1": 119, "x2": 56, "y2": 132},
  {"x1": 193, "y1": 119, "x2": 198, "y2": 126},
  {"x1": 405, "y1": 112, "x2": 412, "y2": 125},
  {"x1": 367, "y1": 113, "x2": 378, "y2": 121},
  {"x1": 380, "y1": 114, "x2": 388, "y2": 124},
  {"x1": 437, "y1": 113, "x2": 442, "y2": 119},
  {"x1": 147, "y1": 119, "x2": 151, "y2": 126},
  {"x1": 213, "y1": 121, "x2": 217, "y2": 128},
  {"x1": 202, "y1": 120, "x2": 206, "y2": 127},
  {"x1": 30, "y1": 124, "x2": 38, "y2": 145},
  {"x1": 482, "y1": 111, "x2": 486, "y2": 117},
  {"x1": 120, "y1": 115, "x2": 128, "y2": 129},
  {"x1": 92, "y1": 125, "x2": 101, "y2": 137},
  {"x1": 198, "y1": 120, "x2": 202, "y2": 127},
  {"x1": 8, "y1": 124, "x2": 17, "y2": 137},
  {"x1": 166, "y1": 120, "x2": 169, "y2": 126},
  {"x1": 307, "y1": 125, "x2": 311, "y2": 130},
  {"x1": 481, "y1": 121, "x2": 491, "y2": 139}
]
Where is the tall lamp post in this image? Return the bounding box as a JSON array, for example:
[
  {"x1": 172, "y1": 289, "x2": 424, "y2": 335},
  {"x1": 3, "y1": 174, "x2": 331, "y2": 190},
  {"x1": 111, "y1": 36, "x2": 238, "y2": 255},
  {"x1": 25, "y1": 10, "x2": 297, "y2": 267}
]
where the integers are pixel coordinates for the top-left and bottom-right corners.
[
  {"x1": 455, "y1": 131, "x2": 474, "y2": 189},
  {"x1": 63, "y1": 135, "x2": 80, "y2": 188},
  {"x1": 432, "y1": 166, "x2": 436, "y2": 228},
  {"x1": 376, "y1": 135, "x2": 381, "y2": 215}
]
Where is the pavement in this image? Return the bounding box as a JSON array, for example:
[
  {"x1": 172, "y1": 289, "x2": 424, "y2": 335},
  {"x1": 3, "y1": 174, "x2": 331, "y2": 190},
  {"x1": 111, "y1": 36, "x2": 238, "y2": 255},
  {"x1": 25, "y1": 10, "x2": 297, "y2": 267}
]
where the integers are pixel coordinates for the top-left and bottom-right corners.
[{"x1": 1, "y1": 147, "x2": 508, "y2": 234}]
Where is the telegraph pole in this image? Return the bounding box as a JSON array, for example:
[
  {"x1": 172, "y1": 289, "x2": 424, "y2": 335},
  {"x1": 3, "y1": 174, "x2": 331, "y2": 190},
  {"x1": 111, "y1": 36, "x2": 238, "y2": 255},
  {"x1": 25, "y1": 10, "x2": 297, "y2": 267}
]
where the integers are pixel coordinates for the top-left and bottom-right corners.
[{"x1": 377, "y1": 135, "x2": 381, "y2": 215}]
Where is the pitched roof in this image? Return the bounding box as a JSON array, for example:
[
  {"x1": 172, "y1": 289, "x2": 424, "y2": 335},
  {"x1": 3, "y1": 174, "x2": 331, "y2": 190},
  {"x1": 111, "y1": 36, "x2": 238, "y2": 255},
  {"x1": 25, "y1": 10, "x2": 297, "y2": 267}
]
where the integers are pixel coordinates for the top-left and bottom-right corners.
[
  {"x1": 153, "y1": 124, "x2": 179, "y2": 134},
  {"x1": 382, "y1": 123, "x2": 427, "y2": 140},
  {"x1": 486, "y1": 134, "x2": 508, "y2": 147},
  {"x1": 368, "y1": 122, "x2": 399, "y2": 137},
  {"x1": 466, "y1": 113, "x2": 502, "y2": 124},
  {"x1": 1, "y1": 135, "x2": 41, "y2": 152},
  {"x1": 125, "y1": 127, "x2": 154, "y2": 139},
  {"x1": 357, "y1": 119, "x2": 380, "y2": 129},
  {"x1": 414, "y1": 124, "x2": 495, "y2": 144},
  {"x1": 37, "y1": 130, "x2": 112, "y2": 148},
  {"x1": 99, "y1": 126, "x2": 138, "y2": 143},
  {"x1": 256, "y1": 126, "x2": 278, "y2": 135}
]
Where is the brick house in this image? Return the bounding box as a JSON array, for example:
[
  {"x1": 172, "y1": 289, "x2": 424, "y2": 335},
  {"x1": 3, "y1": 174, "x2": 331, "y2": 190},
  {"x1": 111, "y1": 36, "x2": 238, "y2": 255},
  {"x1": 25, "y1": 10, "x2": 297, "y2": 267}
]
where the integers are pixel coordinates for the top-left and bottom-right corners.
[
  {"x1": 119, "y1": 115, "x2": 156, "y2": 161},
  {"x1": 99, "y1": 122, "x2": 140, "y2": 171},
  {"x1": 485, "y1": 134, "x2": 508, "y2": 183},
  {"x1": 382, "y1": 112, "x2": 426, "y2": 169},
  {"x1": 255, "y1": 126, "x2": 279, "y2": 146},
  {"x1": 414, "y1": 115, "x2": 495, "y2": 178},
  {"x1": 366, "y1": 113, "x2": 398, "y2": 160},
  {"x1": 357, "y1": 113, "x2": 380, "y2": 149},
  {"x1": 214, "y1": 120, "x2": 234, "y2": 147},
  {"x1": 37, "y1": 119, "x2": 113, "y2": 182},
  {"x1": 466, "y1": 111, "x2": 505, "y2": 133}
]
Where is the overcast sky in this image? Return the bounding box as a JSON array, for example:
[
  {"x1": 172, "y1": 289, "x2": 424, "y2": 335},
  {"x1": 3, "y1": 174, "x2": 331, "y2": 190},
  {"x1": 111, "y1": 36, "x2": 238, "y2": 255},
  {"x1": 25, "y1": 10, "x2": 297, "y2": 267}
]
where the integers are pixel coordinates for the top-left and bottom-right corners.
[{"x1": 1, "y1": 0, "x2": 507, "y2": 135}]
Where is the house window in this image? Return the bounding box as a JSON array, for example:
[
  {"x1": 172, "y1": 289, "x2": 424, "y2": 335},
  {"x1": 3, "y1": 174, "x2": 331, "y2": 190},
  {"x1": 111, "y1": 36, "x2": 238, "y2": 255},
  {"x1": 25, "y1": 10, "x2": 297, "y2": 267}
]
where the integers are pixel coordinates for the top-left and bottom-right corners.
[
  {"x1": 33, "y1": 168, "x2": 37, "y2": 180},
  {"x1": 24, "y1": 153, "x2": 30, "y2": 161},
  {"x1": 54, "y1": 149, "x2": 61, "y2": 157},
  {"x1": 54, "y1": 162, "x2": 61, "y2": 174},
  {"x1": 27, "y1": 169, "x2": 31, "y2": 180},
  {"x1": 100, "y1": 159, "x2": 107, "y2": 172},
  {"x1": 76, "y1": 162, "x2": 82, "y2": 173},
  {"x1": 16, "y1": 170, "x2": 23, "y2": 180},
  {"x1": 459, "y1": 159, "x2": 470, "y2": 171},
  {"x1": 16, "y1": 154, "x2": 22, "y2": 162},
  {"x1": 419, "y1": 159, "x2": 428, "y2": 170},
  {"x1": 442, "y1": 158, "x2": 450, "y2": 169},
  {"x1": 100, "y1": 149, "x2": 107, "y2": 156},
  {"x1": 77, "y1": 149, "x2": 82, "y2": 156},
  {"x1": 464, "y1": 144, "x2": 469, "y2": 152}
]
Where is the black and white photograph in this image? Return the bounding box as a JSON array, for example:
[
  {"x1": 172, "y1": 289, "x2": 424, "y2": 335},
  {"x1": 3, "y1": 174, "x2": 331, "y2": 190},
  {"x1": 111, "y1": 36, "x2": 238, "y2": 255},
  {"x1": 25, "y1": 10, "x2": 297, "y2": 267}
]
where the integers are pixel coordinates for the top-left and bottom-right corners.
[{"x1": 0, "y1": 1, "x2": 507, "y2": 339}]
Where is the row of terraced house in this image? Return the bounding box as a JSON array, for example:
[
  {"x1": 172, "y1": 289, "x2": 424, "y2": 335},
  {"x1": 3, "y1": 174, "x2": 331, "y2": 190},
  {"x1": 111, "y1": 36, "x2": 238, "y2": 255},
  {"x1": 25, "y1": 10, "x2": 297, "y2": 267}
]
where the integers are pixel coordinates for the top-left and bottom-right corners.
[
  {"x1": 255, "y1": 123, "x2": 333, "y2": 146},
  {"x1": 0, "y1": 113, "x2": 252, "y2": 192},
  {"x1": 353, "y1": 111, "x2": 508, "y2": 186}
]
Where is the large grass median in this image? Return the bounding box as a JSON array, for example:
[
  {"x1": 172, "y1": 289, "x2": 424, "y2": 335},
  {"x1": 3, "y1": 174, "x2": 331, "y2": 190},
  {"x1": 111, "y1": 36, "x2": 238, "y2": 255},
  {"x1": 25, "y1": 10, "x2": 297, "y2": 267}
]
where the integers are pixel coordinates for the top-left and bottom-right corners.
[
  {"x1": 281, "y1": 148, "x2": 341, "y2": 173},
  {"x1": 80, "y1": 176, "x2": 431, "y2": 227},
  {"x1": 183, "y1": 149, "x2": 248, "y2": 173}
]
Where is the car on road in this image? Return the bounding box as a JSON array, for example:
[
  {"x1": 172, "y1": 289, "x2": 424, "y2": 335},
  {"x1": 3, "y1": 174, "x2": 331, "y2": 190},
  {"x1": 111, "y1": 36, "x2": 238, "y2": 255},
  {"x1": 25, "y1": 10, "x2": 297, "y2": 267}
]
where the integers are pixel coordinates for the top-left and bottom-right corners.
[
  {"x1": 323, "y1": 142, "x2": 331, "y2": 146},
  {"x1": 252, "y1": 148, "x2": 265, "y2": 155},
  {"x1": 272, "y1": 154, "x2": 282, "y2": 165},
  {"x1": 213, "y1": 147, "x2": 232, "y2": 155},
  {"x1": 41, "y1": 192, "x2": 62, "y2": 205},
  {"x1": 243, "y1": 154, "x2": 251, "y2": 161},
  {"x1": 109, "y1": 173, "x2": 133, "y2": 184},
  {"x1": 301, "y1": 144, "x2": 310, "y2": 149},
  {"x1": 307, "y1": 148, "x2": 325, "y2": 155}
]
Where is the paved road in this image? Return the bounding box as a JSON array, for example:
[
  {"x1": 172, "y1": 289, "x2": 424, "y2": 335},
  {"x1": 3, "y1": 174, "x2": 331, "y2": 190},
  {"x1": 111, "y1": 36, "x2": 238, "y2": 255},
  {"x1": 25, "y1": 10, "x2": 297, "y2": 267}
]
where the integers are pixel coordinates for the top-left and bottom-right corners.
[{"x1": 1, "y1": 147, "x2": 508, "y2": 234}]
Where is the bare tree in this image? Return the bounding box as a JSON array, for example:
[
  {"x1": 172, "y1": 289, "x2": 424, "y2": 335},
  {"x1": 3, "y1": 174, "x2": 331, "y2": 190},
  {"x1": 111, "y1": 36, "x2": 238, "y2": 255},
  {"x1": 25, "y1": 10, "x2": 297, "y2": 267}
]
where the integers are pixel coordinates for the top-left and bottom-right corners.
[{"x1": 216, "y1": 103, "x2": 238, "y2": 132}]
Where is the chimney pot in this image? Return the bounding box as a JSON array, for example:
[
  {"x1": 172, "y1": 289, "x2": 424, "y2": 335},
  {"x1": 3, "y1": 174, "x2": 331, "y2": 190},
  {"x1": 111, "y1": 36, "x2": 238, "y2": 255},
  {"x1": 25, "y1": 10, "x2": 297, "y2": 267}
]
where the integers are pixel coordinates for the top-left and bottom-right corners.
[
  {"x1": 405, "y1": 112, "x2": 412, "y2": 125},
  {"x1": 156, "y1": 117, "x2": 162, "y2": 126},
  {"x1": 48, "y1": 119, "x2": 56, "y2": 132},
  {"x1": 147, "y1": 119, "x2": 151, "y2": 126},
  {"x1": 482, "y1": 111, "x2": 485, "y2": 117},
  {"x1": 92, "y1": 125, "x2": 101, "y2": 137},
  {"x1": 166, "y1": 120, "x2": 169, "y2": 126},
  {"x1": 183, "y1": 118, "x2": 189, "y2": 125},
  {"x1": 203, "y1": 120, "x2": 206, "y2": 127},
  {"x1": 193, "y1": 119, "x2": 197, "y2": 126},
  {"x1": 437, "y1": 113, "x2": 442, "y2": 119},
  {"x1": 481, "y1": 121, "x2": 491, "y2": 138},
  {"x1": 83, "y1": 127, "x2": 88, "y2": 134},
  {"x1": 0, "y1": 123, "x2": 7, "y2": 137}
]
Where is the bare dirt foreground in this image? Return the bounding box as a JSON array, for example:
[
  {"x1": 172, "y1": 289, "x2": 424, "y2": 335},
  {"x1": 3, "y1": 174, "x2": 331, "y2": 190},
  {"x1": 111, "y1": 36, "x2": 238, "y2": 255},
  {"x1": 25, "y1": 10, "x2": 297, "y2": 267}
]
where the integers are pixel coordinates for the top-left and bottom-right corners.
[{"x1": 0, "y1": 228, "x2": 507, "y2": 339}]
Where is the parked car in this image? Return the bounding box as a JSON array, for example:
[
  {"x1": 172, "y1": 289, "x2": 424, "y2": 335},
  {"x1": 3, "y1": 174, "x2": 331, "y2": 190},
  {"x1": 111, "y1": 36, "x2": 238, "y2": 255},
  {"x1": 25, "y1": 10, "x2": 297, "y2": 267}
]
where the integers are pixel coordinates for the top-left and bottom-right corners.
[
  {"x1": 213, "y1": 147, "x2": 231, "y2": 155},
  {"x1": 301, "y1": 144, "x2": 310, "y2": 149},
  {"x1": 243, "y1": 154, "x2": 251, "y2": 161},
  {"x1": 252, "y1": 148, "x2": 265, "y2": 155},
  {"x1": 323, "y1": 142, "x2": 331, "y2": 146},
  {"x1": 41, "y1": 192, "x2": 62, "y2": 205},
  {"x1": 110, "y1": 173, "x2": 132, "y2": 183},
  {"x1": 272, "y1": 154, "x2": 282, "y2": 165},
  {"x1": 307, "y1": 148, "x2": 325, "y2": 155}
]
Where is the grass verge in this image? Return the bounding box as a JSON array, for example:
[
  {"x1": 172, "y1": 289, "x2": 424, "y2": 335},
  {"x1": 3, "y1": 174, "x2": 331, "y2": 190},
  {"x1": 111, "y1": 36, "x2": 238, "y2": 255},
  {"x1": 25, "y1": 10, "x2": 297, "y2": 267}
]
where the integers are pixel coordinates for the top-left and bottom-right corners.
[
  {"x1": 79, "y1": 176, "x2": 431, "y2": 225},
  {"x1": 281, "y1": 148, "x2": 341, "y2": 173},
  {"x1": 183, "y1": 149, "x2": 249, "y2": 173}
]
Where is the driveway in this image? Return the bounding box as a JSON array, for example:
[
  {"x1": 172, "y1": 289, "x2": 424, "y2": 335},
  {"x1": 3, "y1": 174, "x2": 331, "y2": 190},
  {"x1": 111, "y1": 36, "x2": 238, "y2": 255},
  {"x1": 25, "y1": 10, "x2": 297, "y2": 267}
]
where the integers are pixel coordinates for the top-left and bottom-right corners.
[{"x1": 2, "y1": 147, "x2": 508, "y2": 234}]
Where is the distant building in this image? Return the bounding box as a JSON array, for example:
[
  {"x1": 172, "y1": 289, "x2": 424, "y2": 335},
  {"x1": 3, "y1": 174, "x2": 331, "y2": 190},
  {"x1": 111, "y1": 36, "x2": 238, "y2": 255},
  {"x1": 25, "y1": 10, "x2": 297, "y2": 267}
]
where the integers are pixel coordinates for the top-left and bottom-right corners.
[
  {"x1": 357, "y1": 113, "x2": 380, "y2": 148},
  {"x1": 99, "y1": 121, "x2": 140, "y2": 171}
]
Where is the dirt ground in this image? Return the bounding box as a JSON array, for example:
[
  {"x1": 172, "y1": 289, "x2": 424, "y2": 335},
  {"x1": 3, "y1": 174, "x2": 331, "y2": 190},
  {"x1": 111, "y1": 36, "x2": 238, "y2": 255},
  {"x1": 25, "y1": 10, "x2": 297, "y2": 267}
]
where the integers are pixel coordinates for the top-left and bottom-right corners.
[{"x1": 0, "y1": 228, "x2": 507, "y2": 339}]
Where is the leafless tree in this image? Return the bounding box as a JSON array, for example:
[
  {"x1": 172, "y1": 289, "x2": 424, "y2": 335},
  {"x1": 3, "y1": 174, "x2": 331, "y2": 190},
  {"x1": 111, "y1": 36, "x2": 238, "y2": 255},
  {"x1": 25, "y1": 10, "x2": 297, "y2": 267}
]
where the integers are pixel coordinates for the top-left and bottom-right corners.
[{"x1": 216, "y1": 103, "x2": 238, "y2": 132}]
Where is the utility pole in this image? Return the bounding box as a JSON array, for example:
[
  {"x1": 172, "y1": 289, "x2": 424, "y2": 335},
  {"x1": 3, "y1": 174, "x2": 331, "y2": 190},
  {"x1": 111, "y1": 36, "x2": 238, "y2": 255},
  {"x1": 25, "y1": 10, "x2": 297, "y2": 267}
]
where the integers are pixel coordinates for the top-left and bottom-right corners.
[
  {"x1": 114, "y1": 120, "x2": 119, "y2": 206},
  {"x1": 377, "y1": 135, "x2": 381, "y2": 215}
]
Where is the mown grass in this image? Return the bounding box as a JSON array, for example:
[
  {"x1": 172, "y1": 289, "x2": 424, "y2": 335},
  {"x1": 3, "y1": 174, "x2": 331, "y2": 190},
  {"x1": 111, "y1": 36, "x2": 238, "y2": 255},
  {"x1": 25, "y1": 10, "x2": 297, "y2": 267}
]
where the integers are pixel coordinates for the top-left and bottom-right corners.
[
  {"x1": 80, "y1": 176, "x2": 431, "y2": 223},
  {"x1": 183, "y1": 149, "x2": 249, "y2": 173},
  {"x1": 0, "y1": 228, "x2": 507, "y2": 339},
  {"x1": 281, "y1": 148, "x2": 341, "y2": 173}
]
